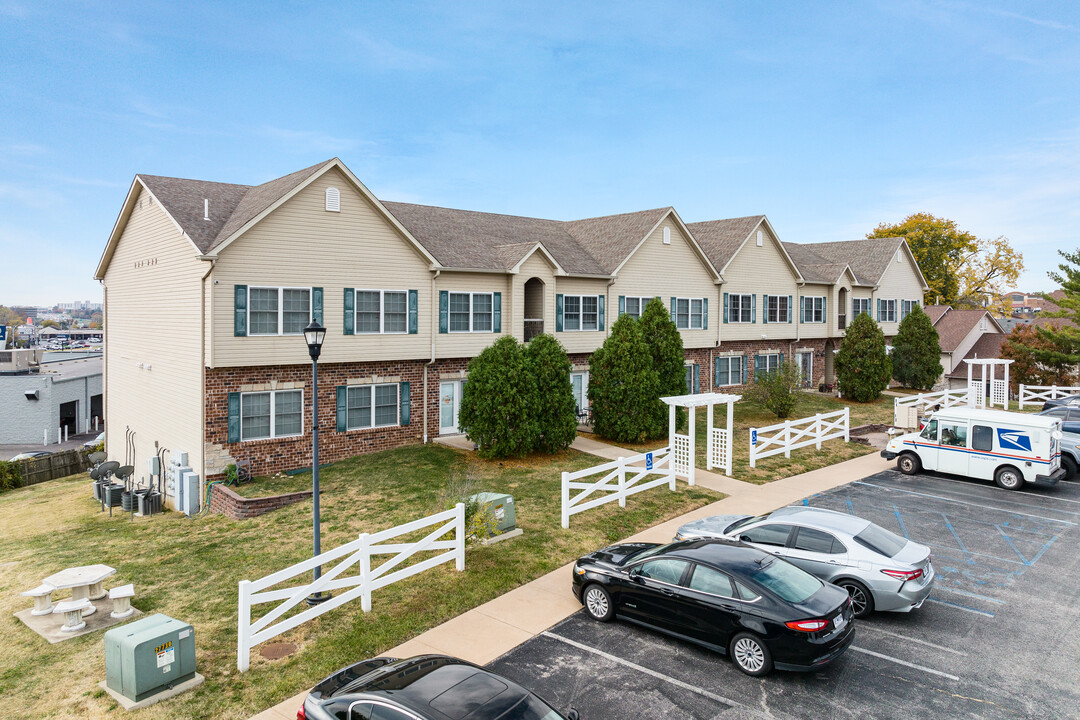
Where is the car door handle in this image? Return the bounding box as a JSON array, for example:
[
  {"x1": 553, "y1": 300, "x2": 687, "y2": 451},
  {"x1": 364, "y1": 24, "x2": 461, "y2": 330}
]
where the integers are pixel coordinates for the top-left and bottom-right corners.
[{"x1": 661, "y1": 589, "x2": 676, "y2": 597}]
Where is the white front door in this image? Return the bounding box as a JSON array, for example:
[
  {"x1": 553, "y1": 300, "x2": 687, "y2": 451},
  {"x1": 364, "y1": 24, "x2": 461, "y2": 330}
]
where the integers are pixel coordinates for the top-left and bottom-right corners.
[
  {"x1": 571, "y1": 372, "x2": 589, "y2": 416},
  {"x1": 440, "y1": 381, "x2": 463, "y2": 434},
  {"x1": 797, "y1": 352, "x2": 813, "y2": 387}
]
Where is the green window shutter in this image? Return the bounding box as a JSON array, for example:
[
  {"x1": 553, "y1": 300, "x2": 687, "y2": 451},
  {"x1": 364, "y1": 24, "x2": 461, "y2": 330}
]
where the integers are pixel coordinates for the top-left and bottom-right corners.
[
  {"x1": 740, "y1": 357, "x2": 747, "y2": 384},
  {"x1": 723, "y1": 293, "x2": 729, "y2": 324},
  {"x1": 233, "y1": 285, "x2": 247, "y2": 337},
  {"x1": 555, "y1": 294, "x2": 564, "y2": 332},
  {"x1": 787, "y1": 295, "x2": 793, "y2": 323},
  {"x1": 343, "y1": 288, "x2": 355, "y2": 335},
  {"x1": 400, "y1": 381, "x2": 411, "y2": 425},
  {"x1": 751, "y1": 294, "x2": 756, "y2": 323},
  {"x1": 670, "y1": 297, "x2": 677, "y2": 324},
  {"x1": 336, "y1": 386, "x2": 347, "y2": 432},
  {"x1": 598, "y1": 295, "x2": 605, "y2": 331},
  {"x1": 492, "y1": 292, "x2": 502, "y2": 333},
  {"x1": 877, "y1": 298, "x2": 883, "y2": 321},
  {"x1": 822, "y1": 297, "x2": 827, "y2": 324},
  {"x1": 702, "y1": 297, "x2": 708, "y2": 329},
  {"x1": 227, "y1": 392, "x2": 241, "y2": 442},
  {"x1": 895, "y1": 298, "x2": 900, "y2": 322},
  {"x1": 762, "y1": 294, "x2": 769, "y2": 324},
  {"x1": 800, "y1": 296, "x2": 806, "y2": 323},
  {"x1": 439, "y1": 291, "x2": 449, "y2": 334},
  {"x1": 312, "y1": 287, "x2": 323, "y2": 325},
  {"x1": 693, "y1": 364, "x2": 700, "y2": 394},
  {"x1": 618, "y1": 295, "x2": 625, "y2": 316},
  {"x1": 779, "y1": 353, "x2": 785, "y2": 365},
  {"x1": 408, "y1": 290, "x2": 418, "y2": 334},
  {"x1": 714, "y1": 361, "x2": 721, "y2": 386}
]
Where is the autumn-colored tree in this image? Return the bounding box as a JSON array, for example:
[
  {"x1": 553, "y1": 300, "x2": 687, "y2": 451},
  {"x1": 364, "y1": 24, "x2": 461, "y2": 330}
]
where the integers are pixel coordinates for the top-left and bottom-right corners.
[
  {"x1": 1001, "y1": 323, "x2": 1076, "y2": 393},
  {"x1": 868, "y1": 214, "x2": 1022, "y2": 310}
]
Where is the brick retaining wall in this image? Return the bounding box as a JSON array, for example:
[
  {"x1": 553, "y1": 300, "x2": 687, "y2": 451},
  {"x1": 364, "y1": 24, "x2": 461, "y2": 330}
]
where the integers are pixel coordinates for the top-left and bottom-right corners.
[{"x1": 208, "y1": 482, "x2": 315, "y2": 520}]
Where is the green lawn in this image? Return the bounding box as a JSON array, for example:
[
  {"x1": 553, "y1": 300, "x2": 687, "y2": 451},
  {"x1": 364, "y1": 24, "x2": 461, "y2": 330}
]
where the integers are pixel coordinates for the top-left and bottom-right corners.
[{"x1": 0, "y1": 443, "x2": 721, "y2": 720}]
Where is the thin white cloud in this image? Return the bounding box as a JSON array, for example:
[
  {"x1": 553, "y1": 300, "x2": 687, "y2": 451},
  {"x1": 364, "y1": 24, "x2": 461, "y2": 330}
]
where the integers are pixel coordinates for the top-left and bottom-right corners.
[
  {"x1": 983, "y1": 7, "x2": 1076, "y2": 33},
  {"x1": 342, "y1": 29, "x2": 440, "y2": 71},
  {"x1": 0, "y1": 183, "x2": 63, "y2": 210},
  {"x1": 258, "y1": 126, "x2": 372, "y2": 156}
]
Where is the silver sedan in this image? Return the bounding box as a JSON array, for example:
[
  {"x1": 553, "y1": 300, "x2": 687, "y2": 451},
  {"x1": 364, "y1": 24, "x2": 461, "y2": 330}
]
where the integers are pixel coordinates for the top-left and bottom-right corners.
[{"x1": 674, "y1": 506, "x2": 934, "y2": 618}]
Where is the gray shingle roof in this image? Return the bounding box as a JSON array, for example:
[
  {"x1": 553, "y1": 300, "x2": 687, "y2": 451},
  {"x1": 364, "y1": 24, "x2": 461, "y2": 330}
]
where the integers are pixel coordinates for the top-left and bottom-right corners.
[
  {"x1": 685, "y1": 216, "x2": 765, "y2": 271},
  {"x1": 946, "y1": 333, "x2": 1006, "y2": 379},
  {"x1": 785, "y1": 237, "x2": 906, "y2": 286},
  {"x1": 563, "y1": 208, "x2": 672, "y2": 274}
]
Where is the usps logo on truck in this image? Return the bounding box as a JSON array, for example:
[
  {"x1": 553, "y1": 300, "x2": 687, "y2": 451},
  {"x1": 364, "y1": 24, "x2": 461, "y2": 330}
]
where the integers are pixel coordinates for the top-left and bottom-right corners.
[{"x1": 997, "y1": 429, "x2": 1032, "y2": 453}]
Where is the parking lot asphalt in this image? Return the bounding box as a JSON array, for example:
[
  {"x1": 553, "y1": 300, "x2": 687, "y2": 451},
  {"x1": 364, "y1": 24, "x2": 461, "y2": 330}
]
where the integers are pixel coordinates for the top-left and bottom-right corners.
[{"x1": 487, "y1": 470, "x2": 1080, "y2": 719}]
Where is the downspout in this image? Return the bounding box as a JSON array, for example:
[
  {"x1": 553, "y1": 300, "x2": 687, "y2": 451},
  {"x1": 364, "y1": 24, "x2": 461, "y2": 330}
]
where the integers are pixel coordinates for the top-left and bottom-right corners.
[
  {"x1": 199, "y1": 257, "x2": 215, "y2": 506},
  {"x1": 424, "y1": 269, "x2": 441, "y2": 444},
  {"x1": 606, "y1": 276, "x2": 616, "y2": 339}
]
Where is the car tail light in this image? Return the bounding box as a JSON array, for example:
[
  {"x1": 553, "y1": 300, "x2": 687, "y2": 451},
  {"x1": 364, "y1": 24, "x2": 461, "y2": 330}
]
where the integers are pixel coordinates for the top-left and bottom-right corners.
[
  {"x1": 786, "y1": 619, "x2": 829, "y2": 632},
  {"x1": 297, "y1": 705, "x2": 306, "y2": 720},
  {"x1": 881, "y1": 568, "x2": 923, "y2": 581}
]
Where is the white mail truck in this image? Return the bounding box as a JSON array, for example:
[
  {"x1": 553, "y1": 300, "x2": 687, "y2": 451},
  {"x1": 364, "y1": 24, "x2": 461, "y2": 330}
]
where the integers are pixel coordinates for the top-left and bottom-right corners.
[{"x1": 881, "y1": 407, "x2": 1065, "y2": 490}]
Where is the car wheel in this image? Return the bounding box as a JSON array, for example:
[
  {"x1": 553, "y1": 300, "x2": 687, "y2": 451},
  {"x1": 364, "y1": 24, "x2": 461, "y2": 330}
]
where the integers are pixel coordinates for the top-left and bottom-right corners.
[
  {"x1": 730, "y1": 632, "x2": 773, "y2": 676},
  {"x1": 1063, "y1": 456, "x2": 1078, "y2": 481},
  {"x1": 897, "y1": 453, "x2": 921, "y2": 475},
  {"x1": 837, "y1": 579, "x2": 874, "y2": 619},
  {"x1": 582, "y1": 584, "x2": 614, "y2": 622},
  {"x1": 995, "y1": 466, "x2": 1023, "y2": 491}
]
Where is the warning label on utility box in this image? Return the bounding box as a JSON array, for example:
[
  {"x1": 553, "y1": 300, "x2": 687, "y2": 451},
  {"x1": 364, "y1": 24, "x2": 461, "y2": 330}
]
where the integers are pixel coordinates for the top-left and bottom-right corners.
[{"x1": 155, "y1": 640, "x2": 174, "y2": 668}]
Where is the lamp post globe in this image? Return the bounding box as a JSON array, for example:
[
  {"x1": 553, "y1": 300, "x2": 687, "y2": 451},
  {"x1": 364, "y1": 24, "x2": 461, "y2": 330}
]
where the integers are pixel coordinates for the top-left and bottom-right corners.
[{"x1": 304, "y1": 318, "x2": 330, "y2": 606}]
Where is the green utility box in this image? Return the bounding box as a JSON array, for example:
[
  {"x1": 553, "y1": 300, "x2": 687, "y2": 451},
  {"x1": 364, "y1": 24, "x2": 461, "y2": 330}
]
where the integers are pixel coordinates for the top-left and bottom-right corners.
[
  {"x1": 104, "y1": 613, "x2": 196, "y2": 702},
  {"x1": 470, "y1": 492, "x2": 516, "y2": 533}
]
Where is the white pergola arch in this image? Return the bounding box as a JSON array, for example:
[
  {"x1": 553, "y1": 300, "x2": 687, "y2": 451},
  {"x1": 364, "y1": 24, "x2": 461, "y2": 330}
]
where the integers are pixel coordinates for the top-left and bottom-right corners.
[
  {"x1": 661, "y1": 392, "x2": 741, "y2": 482},
  {"x1": 966, "y1": 358, "x2": 1012, "y2": 409}
]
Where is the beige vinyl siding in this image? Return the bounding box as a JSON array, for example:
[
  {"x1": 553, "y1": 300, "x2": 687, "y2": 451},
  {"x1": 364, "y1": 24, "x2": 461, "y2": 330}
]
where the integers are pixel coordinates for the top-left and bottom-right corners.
[
  {"x1": 513, "y1": 252, "x2": 557, "y2": 342},
  {"x1": 873, "y1": 248, "x2": 926, "y2": 336},
  {"x1": 103, "y1": 187, "x2": 206, "y2": 493},
  {"x1": 797, "y1": 283, "x2": 833, "y2": 339},
  {"x1": 613, "y1": 217, "x2": 716, "y2": 349},
  {"x1": 720, "y1": 223, "x2": 799, "y2": 341},
  {"x1": 832, "y1": 276, "x2": 854, "y2": 336},
  {"x1": 211, "y1": 168, "x2": 434, "y2": 366},
  {"x1": 434, "y1": 271, "x2": 511, "y2": 358},
  {"x1": 553, "y1": 277, "x2": 612, "y2": 355}
]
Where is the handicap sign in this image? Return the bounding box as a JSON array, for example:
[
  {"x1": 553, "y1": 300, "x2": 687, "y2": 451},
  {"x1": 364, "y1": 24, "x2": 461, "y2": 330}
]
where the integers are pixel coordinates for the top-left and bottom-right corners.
[
  {"x1": 751, "y1": 429, "x2": 758, "y2": 445},
  {"x1": 645, "y1": 452, "x2": 653, "y2": 471}
]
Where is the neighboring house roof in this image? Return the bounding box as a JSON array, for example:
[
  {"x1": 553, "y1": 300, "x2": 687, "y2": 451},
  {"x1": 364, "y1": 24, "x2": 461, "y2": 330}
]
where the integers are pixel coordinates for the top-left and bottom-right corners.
[
  {"x1": 933, "y1": 308, "x2": 1000, "y2": 352},
  {"x1": 923, "y1": 305, "x2": 950, "y2": 324},
  {"x1": 946, "y1": 333, "x2": 1007, "y2": 379}
]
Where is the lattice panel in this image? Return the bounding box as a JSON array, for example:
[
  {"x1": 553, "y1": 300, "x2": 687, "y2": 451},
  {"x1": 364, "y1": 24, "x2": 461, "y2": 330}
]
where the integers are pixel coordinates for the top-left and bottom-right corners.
[
  {"x1": 672, "y1": 434, "x2": 691, "y2": 478},
  {"x1": 991, "y1": 379, "x2": 1007, "y2": 407},
  {"x1": 970, "y1": 380, "x2": 986, "y2": 408},
  {"x1": 710, "y1": 428, "x2": 730, "y2": 471}
]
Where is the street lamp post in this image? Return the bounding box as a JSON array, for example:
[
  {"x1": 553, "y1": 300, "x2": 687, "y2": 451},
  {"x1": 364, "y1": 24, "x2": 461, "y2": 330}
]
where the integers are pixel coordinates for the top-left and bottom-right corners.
[{"x1": 304, "y1": 318, "x2": 330, "y2": 606}]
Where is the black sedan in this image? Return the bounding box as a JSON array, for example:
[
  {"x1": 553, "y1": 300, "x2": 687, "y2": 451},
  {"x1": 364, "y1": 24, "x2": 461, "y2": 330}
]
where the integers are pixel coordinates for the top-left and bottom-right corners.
[
  {"x1": 571, "y1": 538, "x2": 855, "y2": 676},
  {"x1": 300, "y1": 654, "x2": 579, "y2": 720}
]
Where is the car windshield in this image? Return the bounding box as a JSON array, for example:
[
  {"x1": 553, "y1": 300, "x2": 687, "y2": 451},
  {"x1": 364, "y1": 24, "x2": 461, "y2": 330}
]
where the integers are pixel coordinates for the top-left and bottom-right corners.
[
  {"x1": 499, "y1": 694, "x2": 567, "y2": 720},
  {"x1": 627, "y1": 542, "x2": 678, "y2": 563},
  {"x1": 853, "y1": 523, "x2": 908, "y2": 558},
  {"x1": 725, "y1": 514, "x2": 768, "y2": 535},
  {"x1": 749, "y1": 558, "x2": 822, "y2": 604}
]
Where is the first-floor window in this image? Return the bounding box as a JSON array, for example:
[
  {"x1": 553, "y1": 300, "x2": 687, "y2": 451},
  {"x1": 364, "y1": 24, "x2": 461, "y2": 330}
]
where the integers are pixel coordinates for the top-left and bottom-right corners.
[
  {"x1": 564, "y1": 295, "x2": 600, "y2": 331},
  {"x1": 801, "y1": 297, "x2": 825, "y2": 323},
  {"x1": 878, "y1": 299, "x2": 897, "y2": 323},
  {"x1": 715, "y1": 356, "x2": 743, "y2": 386},
  {"x1": 241, "y1": 390, "x2": 303, "y2": 440},
  {"x1": 346, "y1": 383, "x2": 400, "y2": 429},
  {"x1": 766, "y1": 295, "x2": 790, "y2": 323},
  {"x1": 755, "y1": 353, "x2": 781, "y2": 378},
  {"x1": 728, "y1": 294, "x2": 753, "y2": 323},
  {"x1": 852, "y1": 298, "x2": 871, "y2": 317}
]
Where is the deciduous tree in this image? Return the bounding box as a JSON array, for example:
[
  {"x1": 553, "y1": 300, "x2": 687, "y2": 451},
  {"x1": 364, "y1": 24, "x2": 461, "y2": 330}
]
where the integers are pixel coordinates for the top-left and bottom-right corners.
[
  {"x1": 743, "y1": 361, "x2": 802, "y2": 418},
  {"x1": 1004, "y1": 322, "x2": 1076, "y2": 392},
  {"x1": 891, "y1": 305, "x2": 943, "y2": 390},
  {"x1": 835, "y1": 312, "x2": 892, "y2": 402}
]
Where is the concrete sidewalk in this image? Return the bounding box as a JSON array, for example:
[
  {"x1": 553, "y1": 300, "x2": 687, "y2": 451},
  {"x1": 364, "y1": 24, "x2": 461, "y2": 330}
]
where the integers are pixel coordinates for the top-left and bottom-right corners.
[{"x1": 250, "y1": 441, "x2": 890, "y2": 720}]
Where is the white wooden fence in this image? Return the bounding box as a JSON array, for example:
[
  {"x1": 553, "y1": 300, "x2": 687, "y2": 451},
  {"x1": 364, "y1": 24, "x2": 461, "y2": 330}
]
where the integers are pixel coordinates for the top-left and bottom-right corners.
[
  {"x1": 1019, "y1": 384, "x2": 1080, "y2": 409},
  {"x1": 237, "y1": 504, "x2": 465, "y2": 671},
  {"x1": 562, "y1": 447, "x2": 675, "y2": 528},
  {"x1": 749, "y1": 408, "x2": 849, "y2": 468},
  {"x1": 893, "y1": 388, "x2": 970, "y2": 427}
]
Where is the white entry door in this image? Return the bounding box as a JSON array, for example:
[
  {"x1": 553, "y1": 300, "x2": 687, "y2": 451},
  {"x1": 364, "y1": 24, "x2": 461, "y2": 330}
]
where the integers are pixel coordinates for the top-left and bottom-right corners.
[
  {"x1": 797, "y1": 352, "x2": 813, "y2": 387},
  {"x1": 440, "y1": 381, "x2": 463, "y2": 434}
]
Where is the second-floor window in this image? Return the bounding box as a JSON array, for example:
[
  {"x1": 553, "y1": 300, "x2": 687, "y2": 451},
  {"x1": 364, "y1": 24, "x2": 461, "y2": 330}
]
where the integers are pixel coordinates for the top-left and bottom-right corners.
[
  {"x1": 357, "y1": 290, "x2": 407, "y2": 334},
  {"x1": 801, "y1": 297, "x2": 825, "y2": 323},
  {"x1": 901, "y1": 299, "x2": 916, "y2": 321},
  {"x1": 852, "y1": 298, "x2": 871, "y2": 317},
  {"x1": 764, "y1": 295, "x2": 790, "y2": 323},
  {"x1": 249, "y1": 287, "x2": 311, "y2": 335},
  {"x1": 727, "y1": 293, "x2": 753, "y2": 323},
  {"x1": 878, "y1": 299, "x2": 897, "y2": 323},
  {"x1": 564, "y1": 295, "x2": 600, "y2": 331},
  {"x1": 449, "y1": 292, "x2": 493, "y2": 332},
  {"x1": 241, "y1": 389, "x2": 303, "y2": 441},
  {"x1": 622, "y1": 296, "x2": 655, "y2": 319},
  {"x1": 674, "y1": 298, "x2": 705, "y2": 329}
]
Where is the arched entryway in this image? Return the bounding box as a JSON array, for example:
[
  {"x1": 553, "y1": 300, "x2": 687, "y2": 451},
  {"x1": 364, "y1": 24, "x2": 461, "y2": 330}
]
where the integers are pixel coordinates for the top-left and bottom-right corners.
[
  {"x1": 524, "y1": 277, "x2": 545, "y2": 341},
  {"x1": 838, "y1": 288, "x2": 849, "y2": 330}
]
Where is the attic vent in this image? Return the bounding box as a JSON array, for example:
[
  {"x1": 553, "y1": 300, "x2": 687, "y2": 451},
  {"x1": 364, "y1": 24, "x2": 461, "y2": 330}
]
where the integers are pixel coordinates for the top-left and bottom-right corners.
[
  {"x1": 896, "y1": 249, "x2": 901, "y2": 263},
  {"x1": 756, "y1": 230, "x2": 763, "y2": 247},
  {"x1": 663, "y1": 227, "x2": 671, "y2": 244},
  {"x1": 325, "y1": 187, "x2": 340, "y2": 212},
  {"x1": 203, "y1": 199, "x2": 210, "y2": 221}
]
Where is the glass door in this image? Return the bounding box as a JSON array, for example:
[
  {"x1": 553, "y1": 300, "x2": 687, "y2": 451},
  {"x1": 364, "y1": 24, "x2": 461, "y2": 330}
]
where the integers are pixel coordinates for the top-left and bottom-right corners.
[
  {"x1": 439, "y1": 381, "x2": 462, "y2": 434},
  {"x1": 797, "y1": 352, "x2": 813, "y2": 388}
]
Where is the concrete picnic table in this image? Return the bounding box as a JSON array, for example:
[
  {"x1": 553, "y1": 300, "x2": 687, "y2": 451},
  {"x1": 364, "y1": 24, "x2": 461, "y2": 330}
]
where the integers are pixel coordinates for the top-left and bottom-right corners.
[{"x1": 42, "y1": 564, "x2": 116, "y2": 617}]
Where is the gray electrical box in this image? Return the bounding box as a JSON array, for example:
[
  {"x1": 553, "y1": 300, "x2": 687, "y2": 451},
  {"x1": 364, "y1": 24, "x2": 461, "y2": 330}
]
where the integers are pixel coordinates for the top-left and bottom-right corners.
[
  {"x1": 104, "y1": 613, "x2": 196, "y2": 703},
  {"x1": 470, "y1": 492, "x2": 516, "y2": 533}
]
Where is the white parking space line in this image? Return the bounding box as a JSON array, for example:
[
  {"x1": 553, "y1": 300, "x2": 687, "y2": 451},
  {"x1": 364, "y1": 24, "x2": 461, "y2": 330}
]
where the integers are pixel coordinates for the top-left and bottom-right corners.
[
  {"x1": 924, "y1": 597, "x2": 996, "y2": 618},
  {"x1": 853, "y1": 482, "x2": 1078, "y2": 525},
  {"x1": 922, "y1": 476, "x2": 1080, "y2": 506},
  {"x1": 850, "y1": 646, "x2": 960, "y2": 681},
  {"x1": 932, "y1": 585, "x2": 1007, "y2": 605},
  {"x1": 857, "y1": 625, "x2": 967, "y2": 656},
  {"x1": 541, "y1": 631, "x2": 744, "y2": 709}
]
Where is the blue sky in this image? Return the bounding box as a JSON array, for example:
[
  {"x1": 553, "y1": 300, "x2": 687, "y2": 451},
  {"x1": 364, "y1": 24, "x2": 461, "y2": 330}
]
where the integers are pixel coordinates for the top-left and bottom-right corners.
[{"x1": 2, "y1": 1, "x2": 1078, "y2": 305}]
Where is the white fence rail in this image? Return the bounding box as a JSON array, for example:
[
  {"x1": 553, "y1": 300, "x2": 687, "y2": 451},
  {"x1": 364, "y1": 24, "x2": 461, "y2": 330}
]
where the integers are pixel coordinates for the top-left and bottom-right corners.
[
  {"x1": 749, "y1": 408, "x2": 849, "y2": 468},
  {"x1": 1019, "y1": 384, "x2": 1080, "y2": 409},
  {"x1": 893, "y1": 388, "x2": 970, "y2": 427},
  {"x1": 238, "y1": 503, "x2": 465, "y2": 671},
  {"x1": 562, "y1": 447, "x2": 674, "y2": 528}
]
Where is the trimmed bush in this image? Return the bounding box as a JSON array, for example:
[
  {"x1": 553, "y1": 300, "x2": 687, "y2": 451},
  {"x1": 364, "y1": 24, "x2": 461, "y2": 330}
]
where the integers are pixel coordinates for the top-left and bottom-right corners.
[
  {"x1": 891, "y1": 305, "x2": 943, "y2": 390},
  {"x1": 743, "y1": 361, "x2": 802, "y2": 418},
  {"x1": 459, "y1": 336, "x2": 539, "y2": 458},
  {"x1": 523, "y1": 334, "x2": 578, "y2": 453},
  {"x1": 638, "y1": 297, "x2": 686, "y2": 436},
  {"x1": 588, "y1": 314, "x2": 661, "y2": 443},
  {"x1": 0, "y1": 462, "x2": 21, "y2": 492},
  {"x1": 835, "y1": 312, "x2": 892, "y2": 402}
]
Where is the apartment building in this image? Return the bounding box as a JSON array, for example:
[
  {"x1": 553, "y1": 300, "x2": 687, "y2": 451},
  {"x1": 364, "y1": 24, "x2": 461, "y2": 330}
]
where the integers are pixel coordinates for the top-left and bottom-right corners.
[{"x1": 95, "y1": 158, "x2": 927, "y2": 486}]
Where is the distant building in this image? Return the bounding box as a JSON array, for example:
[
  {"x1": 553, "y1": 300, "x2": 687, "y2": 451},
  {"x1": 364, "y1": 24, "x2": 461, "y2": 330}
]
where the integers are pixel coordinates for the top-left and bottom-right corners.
[{"x1": 0, "y1": 352, "x2": 103, "y2": 444}]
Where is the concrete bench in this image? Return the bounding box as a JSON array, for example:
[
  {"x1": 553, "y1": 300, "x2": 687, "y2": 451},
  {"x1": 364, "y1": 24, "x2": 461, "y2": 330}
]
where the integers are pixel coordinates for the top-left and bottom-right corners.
[
  {"x1": 21, "y1": 584, "x2": 55, "y2": 616},
  {"x1": 109, "y1": 584, "x2": 135, "y2": 619},
  {"x1": 54, "y1": 597, "x2": 93, "y2": 632}
]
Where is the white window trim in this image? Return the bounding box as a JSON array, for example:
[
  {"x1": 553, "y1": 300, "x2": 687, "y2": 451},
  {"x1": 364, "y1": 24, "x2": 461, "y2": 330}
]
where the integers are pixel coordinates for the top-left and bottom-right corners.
[
  {"x1": 563, "y1": 294, "x2": 601, "y2": 332},
  {"x1": 622, "y1": 296, "x2": 655, "y2": 319},
  {"x1": 674, "y1": 297, "x2": 705, "y2": 330},
  {"x1": 355, "y1": 289, "x2": 409, "y2": 335},
  {"x1": 715, "y1": 356, "x2": 743, "y2": 387},
  {"x1": 448, "y1": 292, "x2": 494, "y2": 333},
  {"x1": 248, "y1": 286, "x2": 313, "y2": 336},
  {"x1": 880, "y1": 299, "x2": 897, "y2": 323},
  {"x1": 766, "y1": 295, "x2": 790, "y2": 323},
  {"x1": 853, "y1": 298, "x2": 872, "y2": 316},
  {"x1": 729, "y1": 293, "x2": 753, "y2": 323},
  {"x1": 345, "y1": 383, "x2": 401, "y2": 431},
  {"x1": 756, "y1": 353, "x2": 781, "y2": 375},
  {"x1": 240, "y1": 389, "x2": 304, "y2": 441},
  {"x1": 802, "y1": 296, "x2": 825, "y2": 323},
  {"x1": 571, "y1": 371, "x2": 590, "y2": 412}
]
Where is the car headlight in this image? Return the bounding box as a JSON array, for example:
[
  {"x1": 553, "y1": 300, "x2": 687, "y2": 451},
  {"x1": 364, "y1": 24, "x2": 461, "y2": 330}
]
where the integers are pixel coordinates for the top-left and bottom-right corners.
[
  {"x1": 574, "y1": 565, "x2": 586, "y2": 576},
  {"x1": 674, "y1": 532, "x2": 685, "y2": 541}
]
